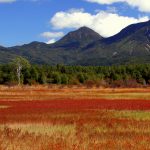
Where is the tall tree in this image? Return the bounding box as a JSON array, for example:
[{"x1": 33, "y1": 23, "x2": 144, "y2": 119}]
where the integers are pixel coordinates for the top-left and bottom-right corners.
[{"x1": 12, "y1": 56, "x2": 30, "y2": 85}]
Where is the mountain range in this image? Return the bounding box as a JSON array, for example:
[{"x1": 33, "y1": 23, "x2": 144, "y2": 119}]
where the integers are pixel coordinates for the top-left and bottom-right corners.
[{"x1": 1, "y1": 20, "x2": 150, "y2": 65}]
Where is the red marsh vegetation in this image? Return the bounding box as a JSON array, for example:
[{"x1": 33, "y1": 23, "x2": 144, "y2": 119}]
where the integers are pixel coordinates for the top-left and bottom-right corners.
[{"x1": 0, "y1": 86, "x2": 150, "y2": 150}]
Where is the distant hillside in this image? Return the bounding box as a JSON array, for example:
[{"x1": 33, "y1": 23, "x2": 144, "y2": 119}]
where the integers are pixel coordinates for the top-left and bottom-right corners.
[{"x1": 0, "y1": 20, "x2": 150, "y2": 65}]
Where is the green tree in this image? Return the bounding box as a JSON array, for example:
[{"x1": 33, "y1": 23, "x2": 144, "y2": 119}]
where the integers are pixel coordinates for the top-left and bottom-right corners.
[
  {"x1": 39, "y1": 72, "x2": 47, "y2": 84},
  {"x1": 23, "y1": 68, "x2": 31, "y2": 84},
  {"x1": 77, "y1": 73, "x2": 85, "y2": 83},
  {"x1": 61, "y1": 74, "x2": 69, "y2": 84},
  {"x1": 30, "y1": 66, "x2": 39, "y2": 82},
  {"x1": 52, "y1": 72, "x2": 61, "y2": 84}
]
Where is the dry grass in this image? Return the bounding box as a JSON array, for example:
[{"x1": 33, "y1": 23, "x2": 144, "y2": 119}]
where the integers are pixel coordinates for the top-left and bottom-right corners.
[
  {"x1": 0, "y1": 85, "x2": 150, "y2": 101},
  {"x1": 0, "y1": 123, "x2": 76, "y2": 136},
  {"x1": 0, "y1": 105, "x2": 8, "y2": 109},
  {"x1": 1, "y1": 110, "x2": 150, "y2": 150},
  {"x1": 0, "y1": 86, "x2": 150, "y2": 149}
]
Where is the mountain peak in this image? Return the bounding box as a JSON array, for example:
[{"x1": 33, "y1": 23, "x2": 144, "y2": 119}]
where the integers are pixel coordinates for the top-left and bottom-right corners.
[
  {"x1": 53, "y1": 26, "x2": 103, "y2": 49},
  {"x1": 71, "y1": 26, "x2": 102, "y2": 38},
  {"x1": 77, "y1": 26, "x2": 95, "y2": 31}
]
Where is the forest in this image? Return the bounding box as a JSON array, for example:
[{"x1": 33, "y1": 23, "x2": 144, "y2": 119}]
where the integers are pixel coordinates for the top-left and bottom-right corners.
[{"x1": 0, "y1": 57, "x2": 150, "y2": 87}]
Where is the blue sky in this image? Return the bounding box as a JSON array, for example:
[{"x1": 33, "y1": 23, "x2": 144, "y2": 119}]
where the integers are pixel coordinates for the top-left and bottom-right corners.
[{"x1": 0, "y1": 0, "x2": 150, "y2": 47}]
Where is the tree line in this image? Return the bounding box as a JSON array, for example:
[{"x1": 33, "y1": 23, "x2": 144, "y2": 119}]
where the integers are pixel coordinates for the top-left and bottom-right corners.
[{"x1": 0, "y1": 57, "x2": 150, "y2": 87}]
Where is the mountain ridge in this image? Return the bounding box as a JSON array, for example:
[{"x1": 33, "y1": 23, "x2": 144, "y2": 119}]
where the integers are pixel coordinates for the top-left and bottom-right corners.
[{"x1": 0, "y1": 20, "x2": 150, "y2": 65}]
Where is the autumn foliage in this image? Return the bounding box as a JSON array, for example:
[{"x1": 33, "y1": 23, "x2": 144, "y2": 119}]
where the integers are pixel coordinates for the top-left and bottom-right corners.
[{"x1": 0, "y1": 86, "x2": 150, "y2": 150}]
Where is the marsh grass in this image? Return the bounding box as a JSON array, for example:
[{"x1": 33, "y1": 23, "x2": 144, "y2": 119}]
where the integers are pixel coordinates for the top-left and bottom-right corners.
[
  {"x1": 1, "y1": 110, "x2": 150, "y2": 149},
  {"x1": 0, "y1": 123, "x2": 76, "y2": 136},
  {"x1": 1, "y1": 86, "x2": 150, "y2": 149},
  {"x1": 0, "y1": 86, "x2": 150, "y2": 101},
  {"x1": 0, "y1": 105, "x2": 9, "y2": 109},
  {"x1": 114, "y1": 110, "x2": 150, "y2": 121}
]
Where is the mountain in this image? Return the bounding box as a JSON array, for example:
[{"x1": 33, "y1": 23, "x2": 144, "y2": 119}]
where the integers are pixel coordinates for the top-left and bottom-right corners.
[
  {"x1": 79, "y1": 20, "x2": 150, "y2": 65},
  {"x1": 0, "y1": 21, "x2": 150, "y2": 65},
  {"x1": 52, "y1": 26, "x2": 102, "y2": 49},
  {"x1": 0, "y1": 27, "x2": 103, "y2": 65}
]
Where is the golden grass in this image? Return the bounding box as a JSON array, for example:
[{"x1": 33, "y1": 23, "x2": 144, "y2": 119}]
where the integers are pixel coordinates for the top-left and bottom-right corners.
[
  {"x1": 0, "y1": 105, "x2": 9, "y2": 109},
  {"x1": 114, "y1": 110, "x2": 150, "y2": 121},
  {"x1": 1, "y1": 110, "x2": 150, "y2": 150},
  {"x1": 0, "y1": 85, "x2": 150, "y2": 101},
  {"x1": 103, "y1": 92, "x2": 150, "y2": 100},
  {"x1": 0, "y1": 123, "x2": 76, "y2": 136},
  {"x1": 1, "y1": 86, "x2": 150, "y2": 149}
]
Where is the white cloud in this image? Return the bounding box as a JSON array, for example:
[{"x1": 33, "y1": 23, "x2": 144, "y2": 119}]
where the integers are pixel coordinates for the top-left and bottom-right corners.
[
  {"x1": 86, "y1": 0, "x2": 124, "y2": 4},
  {"x1": 50, "y1": 9, "x2": 149, "y2": 37},
  {"x1": 0, "y1": 0, "x2": 16, "y2": 3},
  {"x1": 41, "y1": 31, "x2": 64, "y2": 39},
  {"x1": 46, "y1": 39, "x2": 56, "y2": 44},
  {"x1": 85, "y1": 0, "x2": 150, "y2": 13},
  {"x1": 41, "y1": 31, "x2": 64, "y2": 44}
]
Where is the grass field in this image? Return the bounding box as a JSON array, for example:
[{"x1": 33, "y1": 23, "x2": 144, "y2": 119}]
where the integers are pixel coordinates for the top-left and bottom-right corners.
[{"x1": 0, "y1": 85, "x2": 150, "y2": 150}]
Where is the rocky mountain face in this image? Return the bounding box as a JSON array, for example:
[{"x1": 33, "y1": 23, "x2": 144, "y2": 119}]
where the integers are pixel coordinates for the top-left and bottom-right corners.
[{"x1": 1, "y1": 20, "x2": 150, "y2": 65}]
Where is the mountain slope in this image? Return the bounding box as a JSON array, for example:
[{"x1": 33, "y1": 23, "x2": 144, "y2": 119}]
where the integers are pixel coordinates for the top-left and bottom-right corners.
[
  {"x1": 52, "y1": 26, "x2": 102, "y2": 49},
  {"x1": 0, "y1": 21, "x2": 150, "y2": 65},
  {"x1": 78, "y1": 20, "x2": 150, "y2": 65}
]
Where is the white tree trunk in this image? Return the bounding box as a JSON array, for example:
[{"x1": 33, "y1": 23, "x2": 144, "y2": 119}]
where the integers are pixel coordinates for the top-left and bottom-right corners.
[{"x1": 17, "y1": 62, "x2": 22, "y2": 85}]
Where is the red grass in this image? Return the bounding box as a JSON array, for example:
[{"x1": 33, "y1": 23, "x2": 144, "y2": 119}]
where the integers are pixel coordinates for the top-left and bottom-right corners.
[
  {"x1": 1, "y1": 99, "x2": 150, "y2": 116},
  {"x1": 1, "y1": 88, "x2": 150, "y2": 149},
  {"x1": 1, "y1": 98, "x2": 150, "y2": 149}
]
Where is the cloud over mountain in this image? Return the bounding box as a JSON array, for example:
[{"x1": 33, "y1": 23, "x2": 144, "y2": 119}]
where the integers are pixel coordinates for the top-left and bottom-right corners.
[
  {"x1": 41, "y1": 31, "x2": 64, "y2": 39},
  {"x1": 51, "y1": 9, "x2": 149, "y2": 37},
  {"x1": 41, "y1": 31, "x2": 64, "y2": 44}
]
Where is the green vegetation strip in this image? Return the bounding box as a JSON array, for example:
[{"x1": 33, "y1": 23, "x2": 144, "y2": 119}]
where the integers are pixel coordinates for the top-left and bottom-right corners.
[
  {"x1": 1, "y1": 57, "x2": 150, "y2": 87},
  {"x1": 114, "y1": 110, "x2": 150, "y2": 121}
]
